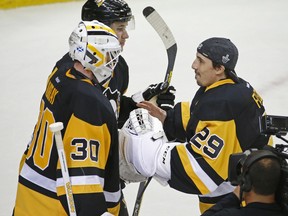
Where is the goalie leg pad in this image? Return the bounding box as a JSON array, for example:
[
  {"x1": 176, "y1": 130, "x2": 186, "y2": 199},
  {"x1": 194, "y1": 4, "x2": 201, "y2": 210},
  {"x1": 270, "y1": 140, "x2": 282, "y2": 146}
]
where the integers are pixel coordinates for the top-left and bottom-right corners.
[
  {"x1": 119, "y1": 129, "x2": 148, "y2": 183},
  {"x1": 119, "y1": 128, "x2": 165, "y2": 178},
  {"x1": 119, "y1": 108, "x2": 177, "y2": 183}
]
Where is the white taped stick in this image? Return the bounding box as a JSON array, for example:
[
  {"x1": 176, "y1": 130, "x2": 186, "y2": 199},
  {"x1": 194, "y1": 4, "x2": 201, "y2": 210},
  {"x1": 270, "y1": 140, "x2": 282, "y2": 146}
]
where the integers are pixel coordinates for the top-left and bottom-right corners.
[
  {"x1": 49, "y1": 122, "x2": 77, "y2": 216},
  {"x1": 143, "y1": 7, "x2": 175, "y2": 49},
  {"x1": 143, "y1": 6, "x2": 177, "y2": 89}
]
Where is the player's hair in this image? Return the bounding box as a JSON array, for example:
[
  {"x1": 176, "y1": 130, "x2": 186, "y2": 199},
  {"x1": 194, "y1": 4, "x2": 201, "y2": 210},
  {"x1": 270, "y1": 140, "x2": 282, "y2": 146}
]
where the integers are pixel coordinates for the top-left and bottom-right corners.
[
  {"x1": 212, "y1": 61, "x2": 239, "y2": 82},
  {"x1": 212, "y1": 62, "x2": 230, "y2": 75}
]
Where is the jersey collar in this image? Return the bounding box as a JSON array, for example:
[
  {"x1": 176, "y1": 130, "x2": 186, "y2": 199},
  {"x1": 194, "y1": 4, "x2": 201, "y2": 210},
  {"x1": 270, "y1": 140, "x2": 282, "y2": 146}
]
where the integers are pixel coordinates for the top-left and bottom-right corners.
[{"x1": 205, "y1": 78, "x2": 235, "y2": 92}]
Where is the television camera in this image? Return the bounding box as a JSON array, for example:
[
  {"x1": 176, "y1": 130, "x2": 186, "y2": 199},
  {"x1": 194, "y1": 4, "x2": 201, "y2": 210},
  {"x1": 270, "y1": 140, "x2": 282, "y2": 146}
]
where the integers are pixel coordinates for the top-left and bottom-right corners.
[{"x1": 228, "y1": 115, "x2": 288, "y2": 214}]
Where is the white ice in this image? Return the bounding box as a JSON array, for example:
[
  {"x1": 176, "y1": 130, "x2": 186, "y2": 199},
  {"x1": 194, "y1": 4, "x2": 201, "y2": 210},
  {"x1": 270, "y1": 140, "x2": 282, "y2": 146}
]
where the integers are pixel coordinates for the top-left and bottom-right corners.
[{"x1": 1, "y1": 0, "x2": 288, "y2": 215}]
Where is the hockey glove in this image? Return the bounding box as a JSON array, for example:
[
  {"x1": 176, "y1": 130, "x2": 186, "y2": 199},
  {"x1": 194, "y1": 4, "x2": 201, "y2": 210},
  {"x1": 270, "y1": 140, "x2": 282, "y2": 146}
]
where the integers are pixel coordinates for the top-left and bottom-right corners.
[
  {"x1": 132, "y1": 82, "x2": 167, "y2": 103},
  {"x1": 156, "y1": 85, "x2": 176, "y2": 111}
]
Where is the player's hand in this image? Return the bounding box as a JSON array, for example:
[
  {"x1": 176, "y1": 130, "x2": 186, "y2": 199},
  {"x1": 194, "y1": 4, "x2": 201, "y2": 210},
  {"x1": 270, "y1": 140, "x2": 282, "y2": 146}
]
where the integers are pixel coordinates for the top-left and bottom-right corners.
[
  {"x1": 132, "y1": 82, "x2": 167, "y2": 103},
  {"x1": 156, "y1": 85, "x2": 176, "y2": 111}
]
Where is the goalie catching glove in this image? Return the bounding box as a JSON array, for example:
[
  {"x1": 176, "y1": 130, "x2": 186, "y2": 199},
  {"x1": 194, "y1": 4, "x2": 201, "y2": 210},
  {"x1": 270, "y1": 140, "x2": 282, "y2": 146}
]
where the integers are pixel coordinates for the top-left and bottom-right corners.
[
  {"x1": 119, "y1": 108, "x2": 177, "y2": 183},
  {"x1": 132, "y1": 82, "x2": 176, "y2": 111}
]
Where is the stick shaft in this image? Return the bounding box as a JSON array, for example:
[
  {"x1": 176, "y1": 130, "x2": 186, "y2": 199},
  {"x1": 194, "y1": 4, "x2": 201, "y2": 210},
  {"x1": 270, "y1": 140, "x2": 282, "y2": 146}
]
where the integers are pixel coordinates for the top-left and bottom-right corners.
[
  {"x1": 50, "y1": 122, "x2": 77, "y2": 216},
  {"x1": 132, "y1": 177, "x2": 152, "y2": 216}
]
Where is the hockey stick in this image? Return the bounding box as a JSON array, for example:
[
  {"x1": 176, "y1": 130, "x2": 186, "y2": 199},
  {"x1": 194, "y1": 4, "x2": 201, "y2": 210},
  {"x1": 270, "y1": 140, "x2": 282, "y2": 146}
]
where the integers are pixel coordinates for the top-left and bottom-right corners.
[
  {"x1": 49, "y1": 122, "x2": 77, "y2": 216},
  {"x1": 132, "y1": 6, "x2": 177, "y2": 216},
  {"x1": 132, "y1": 177, "x2": 152, "y2": 216},
  {"x1": 143, "y1": 6, "x2": 177, "y2": 91}
]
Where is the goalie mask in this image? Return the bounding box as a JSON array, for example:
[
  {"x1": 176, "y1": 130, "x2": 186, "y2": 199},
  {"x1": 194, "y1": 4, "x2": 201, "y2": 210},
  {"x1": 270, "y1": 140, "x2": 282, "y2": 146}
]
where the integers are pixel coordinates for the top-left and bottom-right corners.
[{"x1": 69, "y1": 20, "x2": 121, "y2": 84}]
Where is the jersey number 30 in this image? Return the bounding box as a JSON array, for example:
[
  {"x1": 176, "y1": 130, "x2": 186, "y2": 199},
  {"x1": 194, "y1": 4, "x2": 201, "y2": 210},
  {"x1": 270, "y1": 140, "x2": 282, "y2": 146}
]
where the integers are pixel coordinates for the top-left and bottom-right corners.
[{"x1": 26, "y1": 100, "x2": 100, "y2": 170}]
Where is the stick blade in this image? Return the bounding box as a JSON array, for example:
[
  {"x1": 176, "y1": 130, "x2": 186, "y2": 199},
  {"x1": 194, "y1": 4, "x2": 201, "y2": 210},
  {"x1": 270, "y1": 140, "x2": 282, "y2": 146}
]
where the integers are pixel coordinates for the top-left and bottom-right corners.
[
  {"x1": 142, "y1": 6, "x2": 155, "y2": 17},
  {"x1": 142, "y1": 6, "x2": 176, "y2": 50},
  {"x1": 143, "y1": 6, "x2": 177, "y2": 86}
]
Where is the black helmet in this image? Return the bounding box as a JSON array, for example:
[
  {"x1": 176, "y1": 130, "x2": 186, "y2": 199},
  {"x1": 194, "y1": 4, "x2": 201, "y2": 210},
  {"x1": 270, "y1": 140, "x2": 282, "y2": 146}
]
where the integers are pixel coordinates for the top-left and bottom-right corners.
[{"x1": 81, "y1": 0, "x2": 133, "y2": 26}]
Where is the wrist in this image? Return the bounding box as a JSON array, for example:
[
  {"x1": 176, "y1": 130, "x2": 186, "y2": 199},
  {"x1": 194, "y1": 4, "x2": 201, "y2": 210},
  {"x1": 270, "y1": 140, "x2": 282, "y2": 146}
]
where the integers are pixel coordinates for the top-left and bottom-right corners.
[
  {"x1": 159, "y1": 109, "x2": 167, "y2": 124},
  {"x1": 131, "y1": 91, "x2": 145, "y2": 103}
]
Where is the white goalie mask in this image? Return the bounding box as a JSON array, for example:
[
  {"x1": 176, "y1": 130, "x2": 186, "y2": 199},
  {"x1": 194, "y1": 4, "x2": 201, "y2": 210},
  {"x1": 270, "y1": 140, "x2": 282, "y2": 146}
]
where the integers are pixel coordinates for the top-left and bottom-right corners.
[{"x1": 69, "y1": 20, "x2": 121, "y2": 84}]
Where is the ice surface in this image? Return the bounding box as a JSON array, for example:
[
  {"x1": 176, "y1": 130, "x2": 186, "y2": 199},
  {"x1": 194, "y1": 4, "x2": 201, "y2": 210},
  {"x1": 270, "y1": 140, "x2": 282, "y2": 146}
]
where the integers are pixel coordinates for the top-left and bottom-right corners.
[{"x1": 1, "y1": 0, "x2": 288, "y2": 215}]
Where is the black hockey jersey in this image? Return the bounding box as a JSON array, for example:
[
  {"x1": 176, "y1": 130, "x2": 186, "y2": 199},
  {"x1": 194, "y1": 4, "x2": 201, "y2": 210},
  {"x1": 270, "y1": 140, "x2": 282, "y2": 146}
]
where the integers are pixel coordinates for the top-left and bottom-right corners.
[
  {"x1": 53, "y1": 53, "x2": 136, "y2": 129},
  {"x1": 14, "y1": 64, "x2": 122, "y2": 215},
  {"x1": 163, "y1": 78, "x2": 271, "y2": 213}
]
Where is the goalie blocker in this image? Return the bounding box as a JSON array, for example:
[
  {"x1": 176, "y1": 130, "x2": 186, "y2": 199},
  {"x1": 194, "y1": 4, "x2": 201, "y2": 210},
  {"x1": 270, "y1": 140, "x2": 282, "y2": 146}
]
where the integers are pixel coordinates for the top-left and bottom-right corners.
[{"x1": 119, "y1": 108, "x2": 176, "y2": 184}]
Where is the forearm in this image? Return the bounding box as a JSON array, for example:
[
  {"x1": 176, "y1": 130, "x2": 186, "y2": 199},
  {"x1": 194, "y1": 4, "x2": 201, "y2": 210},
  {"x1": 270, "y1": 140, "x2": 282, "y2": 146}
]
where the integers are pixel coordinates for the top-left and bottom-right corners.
[
  {"x1": 162, "y1": 102, "x2": 188, "y2": 141},
  {"x1": 118, "y1": 95, "x2": 137, "y2": 128}
]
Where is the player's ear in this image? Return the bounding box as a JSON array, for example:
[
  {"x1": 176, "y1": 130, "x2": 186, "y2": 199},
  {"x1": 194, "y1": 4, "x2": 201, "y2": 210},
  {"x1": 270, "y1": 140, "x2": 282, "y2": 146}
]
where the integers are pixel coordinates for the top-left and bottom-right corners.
[{"x1": 215, "y1": 65, "x2": 225, "y2": 75}]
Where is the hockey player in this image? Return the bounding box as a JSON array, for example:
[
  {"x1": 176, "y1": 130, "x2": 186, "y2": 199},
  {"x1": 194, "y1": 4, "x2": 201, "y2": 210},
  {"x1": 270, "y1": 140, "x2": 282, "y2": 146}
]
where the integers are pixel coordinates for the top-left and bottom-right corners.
[
  {"x1": 81, "y1": 1, "x2": 175, "y2": 214},
  {"x1": 82, "y1": 1, "x2": 175, "y2": 215},
  {"x1": 56, "y1": 0, "x2": 176, "y2": 129},
  {"x1": 119, "y1": 37, "x2": 271, "y2": 214},
  {"x1": 13, "y1": 21, "x2": 123, "y2": 216}
]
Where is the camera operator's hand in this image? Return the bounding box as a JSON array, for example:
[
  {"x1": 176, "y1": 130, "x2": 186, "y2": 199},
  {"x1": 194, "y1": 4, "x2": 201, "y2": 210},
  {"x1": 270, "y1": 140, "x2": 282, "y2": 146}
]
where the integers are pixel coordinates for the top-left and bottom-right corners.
[
  {"x1": 156, "y1": 85, "x2": 176, "y2": 111},
  {"x1": 132, "y1": 82, "x2": 167, "y2": 103}
]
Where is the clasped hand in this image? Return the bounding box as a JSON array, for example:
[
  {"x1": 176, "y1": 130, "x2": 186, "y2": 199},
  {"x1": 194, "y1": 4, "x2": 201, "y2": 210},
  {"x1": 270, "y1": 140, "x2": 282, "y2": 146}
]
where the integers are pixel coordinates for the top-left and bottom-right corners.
[{"x1": 132, "y1": 82, "x2": 176, "y2": 111}]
